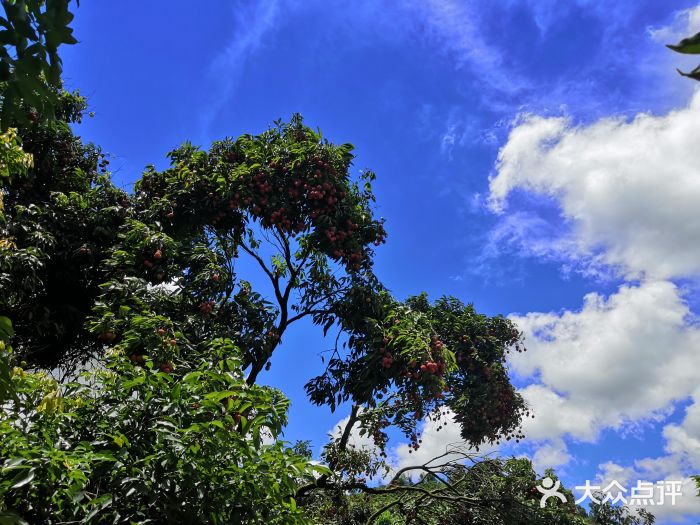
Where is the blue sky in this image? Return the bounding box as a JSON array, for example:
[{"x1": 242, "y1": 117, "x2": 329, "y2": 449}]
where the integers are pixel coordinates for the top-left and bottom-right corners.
[{"x1": 63, "y1": 1, "x2": 700, "y2": 521}]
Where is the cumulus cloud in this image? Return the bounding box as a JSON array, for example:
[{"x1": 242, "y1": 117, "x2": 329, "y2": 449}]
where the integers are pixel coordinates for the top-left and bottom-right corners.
[
  {"x1": 589, "y1": 460, "x2": 700, "y2": 522},
  {"x1": 482, "y1": 17, "x2": 700, "y2": 511},
  {"x1": 531, "y1": 438, "x2": 570, "y2": 471},
  {"x1": 516, "y1": 394, "x2": 700, "y2": 520},
  {"x1": 503, "y1": 280, "x2": 700, "y2": 519},
  {"x1": 662, "y1": 390, "x2": 700, "y2": 470},
  {"x1": 489, "y1": 91, "x2": 700, "y2": 280},
  {"x1": 511, "y1": 281, "x2": 700, "y2": 443},
  {"x1": 594, "y1": 457, "x2": 700, "y2": 521}
]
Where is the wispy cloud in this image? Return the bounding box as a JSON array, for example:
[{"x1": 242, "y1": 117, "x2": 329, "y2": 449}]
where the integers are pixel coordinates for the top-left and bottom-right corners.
[
  {"x1": 199, "y1": 0, "x2": 282, "y2": 137},
  {"x1": 420, "y1": 0, "x2": 697, "y2": 163},
  {"x1": 400, "y1": 0, "x2": 532, "y2": 100}
]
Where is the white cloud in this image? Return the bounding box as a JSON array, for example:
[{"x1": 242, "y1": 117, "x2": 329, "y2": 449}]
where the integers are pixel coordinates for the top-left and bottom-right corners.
[
  {"x1": 508, "y1": 281, "x2": 700, "y2": 520},
  {"x1": 531, "y1": 439, "x2": 570, "y2": 472},
  {"x1": 483, "y1": 10, "x2": 700, "y2": 512},
  {"x1": 328, "y1": 411, "x2": 379, "y2": 454},
  {"x1": 594, "y1": 462, "x2": 700, "y2": 522},
  {"x1": 489, "y1": 90, "x2": 700, "y2": 280},
  {"x1": 590, "y1": 461, "x2": 700, "y2": 521},
  {"x1": 662, "y1": 391, "x2": 700, "y2": 470},
  {"x1": 518, "y1": 384, "x2": 598, "y2": 442},
  {"x1": 648, "y1": 4, "x2": 700, "y2": 46},
  {"x1": 510, "y1": 281, "x2": 700, "y2": 445}
]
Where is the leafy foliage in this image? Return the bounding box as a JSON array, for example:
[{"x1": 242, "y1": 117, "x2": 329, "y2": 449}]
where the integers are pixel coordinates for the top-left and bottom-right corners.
[
  {"x1": 304, "y1": 456, "x2": 655, "y2": 525},
  {"x1": 306, "y1": 292, "x2": 527, "y2": 470},
  {"x1": 0, "y1": 0, "x2": 78, "y2": 128},
  {"x1": 0, "y1": 103, "x2": 533, "y2": 520},
  {"x1": 0, "y1": 315, "x2": 15, "y2": 403},
  {"x1": 0, "y1": 334, "x2": 318, "y2": 524},
  {"x1": 0, "y1": 127, "x2": 31, "y2": 181},
  {"x1": 0, "y1": 90, "x2": 125, "y2": 368},
  {"x1": 0, "y1": 126, "x2": 31, "y2": 219}
]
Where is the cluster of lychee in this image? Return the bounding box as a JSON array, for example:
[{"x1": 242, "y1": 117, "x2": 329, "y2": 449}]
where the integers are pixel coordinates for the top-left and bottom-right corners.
[
  {"x1": 203, "y1": 150, "x2": 386, "y2": 271},
  {"x1": 369, "y1": 334, "x2": 456, "y2": 452},
  {"x1": 203, "y1": 191, "x2": 245, "y2": 232},
  {"x1": 388, "y1": 335, "x2": 449, "y2": 389},
  {"x1": 141, "y1": 143, "x2": 387, "y2": 273},
  {"x1": 465, "y1": 379, "x2": 530, "y2": 446},
  {"x1": 378, "y1": 337, "x2": 394, "y2": 369},
  {"x1": 127, "y1": 326, "x2": 176, "y2": 374},
  {"x1": 140, "y1": 247, "x2": 168, "y2": 283},
  {"x1": 246, "y1": 155, "x2": 384, "y2": 268},
  {"x1": 199, "y1": 299, "x2": 215, "y2": 315},
  {"x1": 367, "y1": 327, "x2": 530, "y2": 453}
]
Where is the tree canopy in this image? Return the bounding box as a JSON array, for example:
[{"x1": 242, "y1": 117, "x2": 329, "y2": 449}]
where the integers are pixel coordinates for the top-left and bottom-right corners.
[{"x1": 0, "y1": 2, "x2": 672, "y2": 524}]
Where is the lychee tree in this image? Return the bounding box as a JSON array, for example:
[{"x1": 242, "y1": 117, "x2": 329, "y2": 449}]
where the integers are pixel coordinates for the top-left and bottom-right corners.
[
  {"x1": 0, "y1": 5, "x2": 528, "y2": 516},
  {"x1": 1, "y1": 100, "x2": 529, "y2": 521},
  {"x1": 0, "y1": 3, "x2": 529, "y2": 521},
  {"x1": 0, "y1": 64, "x2": 319, "y2": 523},
  {"x1": 87, "y1": 114, "x2": 528, "y2": 492}
]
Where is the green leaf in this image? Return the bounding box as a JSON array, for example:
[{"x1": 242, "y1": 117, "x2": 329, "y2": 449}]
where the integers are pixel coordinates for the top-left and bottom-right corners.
[
  {"x1": 667, "y1": 32, "x2": 700, "y2": 54},
  {"x1": 9, "y1": 468, "x2": 35, "y2": 489},
  {"x1": 2, "y1": 458, "x2": 25, "y2": 470},
  {"x1": 0, "y1": 316, "x2": 14, "y2": 339},
  {"x1": 676, "y1": 64, "x2": 700, "y2": 81},
  {"x1": 83, "y1": 494, "x2": 113, "y2": 522},
  {"x1": 311, "y1": 464, "x2": 333, "y2": 477},
  {"x1": 0, "y1": 512, "x2": 29, "y2": 525},
  {"x1": 121, "y1": 375, "x2": 145, "y2": 389}
]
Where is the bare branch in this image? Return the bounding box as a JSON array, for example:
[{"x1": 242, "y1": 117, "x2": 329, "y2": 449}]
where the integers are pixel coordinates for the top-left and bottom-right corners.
[{"x1": 239, "y1": 240, "x2": 275, "y2": 283}]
